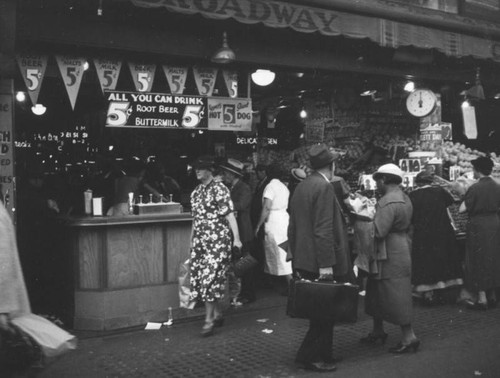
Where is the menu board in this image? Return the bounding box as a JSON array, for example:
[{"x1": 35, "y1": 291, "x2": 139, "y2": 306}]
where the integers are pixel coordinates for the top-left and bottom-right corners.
[
  {"x1": 105, "y1": 90, "x2": 207, "y2": 129},
  {"x1": 105, "y1": 90, "x2": 252, "y2": 131},
  {"x1": 0, "y1": 93, "x2": 14, "y2": 216}
]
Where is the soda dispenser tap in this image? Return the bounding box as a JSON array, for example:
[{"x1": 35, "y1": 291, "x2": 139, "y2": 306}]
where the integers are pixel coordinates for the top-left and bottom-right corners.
[{"x1": 128, "y1": 192, "x2": 134, "y2": 214}]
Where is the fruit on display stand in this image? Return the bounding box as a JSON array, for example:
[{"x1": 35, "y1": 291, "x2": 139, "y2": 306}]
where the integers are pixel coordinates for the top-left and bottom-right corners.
[{"x1": 438, "y1": 141, "x2": 491, "y2": 174}]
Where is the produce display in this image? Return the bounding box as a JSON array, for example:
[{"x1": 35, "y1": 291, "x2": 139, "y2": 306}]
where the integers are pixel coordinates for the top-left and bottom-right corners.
[{"x1": 438, "y1": 141, "x2": 490, "y2": 174}]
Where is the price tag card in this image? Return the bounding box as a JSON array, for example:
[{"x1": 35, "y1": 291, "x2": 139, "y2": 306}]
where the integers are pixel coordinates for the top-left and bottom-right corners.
[
  {"x1": 399, "y1": 159, "x2": 422, "y2": 173},
  {"x1": 402, "y1": 173, "x2": 417, "y2": 188}
]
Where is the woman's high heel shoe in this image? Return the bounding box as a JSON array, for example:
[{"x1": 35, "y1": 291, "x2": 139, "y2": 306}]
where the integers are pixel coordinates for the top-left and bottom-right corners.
[
  {"x1": 213, "y1": 317, "x2": 225, "y2": 327},
  {"x1": 201, "y1": 323, "x2": 214, "y2": 337},
  {"x1": 360, "y1": 332, "x2": 388, "y2": 345},
  {"x1": 388, "y1": 339, "x2": 420, "y2": 354}
]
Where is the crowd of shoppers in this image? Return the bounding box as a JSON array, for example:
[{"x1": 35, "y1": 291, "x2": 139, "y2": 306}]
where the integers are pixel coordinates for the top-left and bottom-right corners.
[{"x1": 184, "y1": 145, "x2": 500, "y2": 373}]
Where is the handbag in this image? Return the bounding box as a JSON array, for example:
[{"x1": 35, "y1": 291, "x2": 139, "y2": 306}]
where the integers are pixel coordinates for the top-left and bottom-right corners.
[
  {"x1": 10, "y1": 314, "x2": 77, "y2": 358},
  {"x1": 287, "y1": 279, "x2": 359, "y2": 323},
  {"x1": 178, "y1": 258, "x2": 196, "y2": 310},
  {"x1": 231, "y1": 247, "x2": 258, "y2": 278},
  {"x1": 0, "y1": 322, "x2": 43, "y2": 371}
]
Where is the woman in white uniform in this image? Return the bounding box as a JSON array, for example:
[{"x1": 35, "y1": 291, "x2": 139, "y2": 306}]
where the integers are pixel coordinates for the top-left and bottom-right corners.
[{"x1": 255, "y1": 165, "x2": 292, "y2": 283}]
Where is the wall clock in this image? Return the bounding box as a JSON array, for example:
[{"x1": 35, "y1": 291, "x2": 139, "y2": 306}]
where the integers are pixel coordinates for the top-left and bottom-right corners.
[{"x1": 406, "y1": 89, "x2": 437, "y2": 117}]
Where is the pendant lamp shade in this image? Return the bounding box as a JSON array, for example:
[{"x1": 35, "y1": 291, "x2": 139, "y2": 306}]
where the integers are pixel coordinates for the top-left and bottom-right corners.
[
  {"x1": 251, "y1": 70, "x2": 276, "y2": 86},
  {"x1": 211, "y1": 32, "x2": 236, "y2": 64}
]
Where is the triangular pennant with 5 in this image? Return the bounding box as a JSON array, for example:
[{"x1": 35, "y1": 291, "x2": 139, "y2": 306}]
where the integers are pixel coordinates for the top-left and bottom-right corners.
[
  {"x1": 55, "y1": 55, "x2": 86, "y2": 110},
  {"x1": 163, "y1": 65, "x2": 188, "y2": 95},
  {"x1": 94, "y1": 58, "x2": 122, "y2": 94},
  {"x1": 16, "y1": 54, "x2": 49, "y2": 106},
  {"x1": 128, "y1": 62, "x2": 156, "y2": 92},
  {"x1": 222, "y1": 70, "x2": 238, "y2": 98},
  {"x1": 193, "y1": 66, "x2": 218, "y2": 97}
]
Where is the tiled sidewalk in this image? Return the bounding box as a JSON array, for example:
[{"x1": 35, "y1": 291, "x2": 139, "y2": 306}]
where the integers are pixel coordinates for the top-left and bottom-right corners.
[{"x1": 36, "y1": 294, "x2": 500, "y2": 378}]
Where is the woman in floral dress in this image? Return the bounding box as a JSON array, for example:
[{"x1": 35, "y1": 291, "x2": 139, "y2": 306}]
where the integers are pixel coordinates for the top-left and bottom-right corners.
[{"x1": 190, "y1": 156, "x2": 242, "y2": 337}]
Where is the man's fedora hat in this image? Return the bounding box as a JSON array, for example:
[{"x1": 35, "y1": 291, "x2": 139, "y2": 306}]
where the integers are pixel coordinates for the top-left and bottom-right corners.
[{"x1": 219, "y1": 158, "x2": 244, "y2": 177}]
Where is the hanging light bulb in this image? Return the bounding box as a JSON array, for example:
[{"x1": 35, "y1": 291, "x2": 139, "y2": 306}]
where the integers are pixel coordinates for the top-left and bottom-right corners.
[
  {"x1": 16, "y1": 91, "x2": 26, "y2": 102},
  {"x1": 251, "y1": 70, "x2": 276, "y2": 86},
  {"x1": 300, "y1": 108, "x2": 307, "y2": 119},
  {"x1": 404, "y1": 81, "x2": 415, "y2": 92}
]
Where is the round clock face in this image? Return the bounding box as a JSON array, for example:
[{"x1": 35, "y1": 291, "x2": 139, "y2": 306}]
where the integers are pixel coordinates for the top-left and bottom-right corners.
[{"x1": 406, "y1": 89, "x2": 437, "y2": 117}]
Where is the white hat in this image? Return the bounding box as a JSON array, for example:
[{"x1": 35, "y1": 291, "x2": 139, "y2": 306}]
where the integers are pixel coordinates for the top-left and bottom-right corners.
[{"x1": 372, "y1": 163, "x2": 403, "y2": 180}]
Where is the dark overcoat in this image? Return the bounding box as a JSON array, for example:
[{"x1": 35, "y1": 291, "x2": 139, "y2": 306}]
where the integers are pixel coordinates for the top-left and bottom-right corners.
[
  {"x1": 231, "y1": 179, "x2": 254, "y2": 243},
  {"x1": 288, "y1": 172, "x2": 349, "y2": 276}
]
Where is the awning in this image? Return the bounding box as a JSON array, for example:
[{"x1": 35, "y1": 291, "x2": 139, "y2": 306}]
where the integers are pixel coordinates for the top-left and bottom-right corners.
[{"x1": 131, "y1": 0, "x2": 500, "y2": 62}]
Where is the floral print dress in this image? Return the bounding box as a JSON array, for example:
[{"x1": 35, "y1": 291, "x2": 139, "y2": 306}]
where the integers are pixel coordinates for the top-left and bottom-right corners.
[{"x1": 190, "y1": 180, "x2": 233, "y2": 302}]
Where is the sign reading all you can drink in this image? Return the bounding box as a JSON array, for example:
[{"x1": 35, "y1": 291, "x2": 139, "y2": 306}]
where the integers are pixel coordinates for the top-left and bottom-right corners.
[{"x1": 105, "y1": 90, "x2": 252, "y2": 131}]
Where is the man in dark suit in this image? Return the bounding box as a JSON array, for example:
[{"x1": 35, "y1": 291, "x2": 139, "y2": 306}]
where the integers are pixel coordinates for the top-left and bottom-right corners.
[
  {"x1": 250, "y1": 164, "x2": 271, "y2": 287},
  {"x1": 288, "y1": 144, "x2": 350, "y2": 373},
  {"x1": 221, "y1": 159, "x2": 256, "y2": 303}
]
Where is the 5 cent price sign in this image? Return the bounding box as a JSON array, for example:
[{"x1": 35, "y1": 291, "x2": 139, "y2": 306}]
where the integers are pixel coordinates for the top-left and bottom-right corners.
[{"x1": 105, "y1": 90, "x2": 207, "y2": 129}]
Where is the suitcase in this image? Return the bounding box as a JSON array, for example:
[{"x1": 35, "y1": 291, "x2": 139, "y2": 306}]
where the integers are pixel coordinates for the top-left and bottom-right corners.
[{"x1": 287, "y1": 279, "x2": 359, "y2": 322}]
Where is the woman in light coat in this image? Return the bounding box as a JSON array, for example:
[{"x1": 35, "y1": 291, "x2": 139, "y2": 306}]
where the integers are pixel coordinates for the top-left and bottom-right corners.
[{"x1": 361, "y1": 164, "x2": 420, "y2": 353}]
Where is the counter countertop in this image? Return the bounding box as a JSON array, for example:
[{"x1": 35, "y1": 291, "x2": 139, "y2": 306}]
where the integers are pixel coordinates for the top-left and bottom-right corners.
[{"x1": 61, "y1": 212, "x2": 193, "y2": 227}]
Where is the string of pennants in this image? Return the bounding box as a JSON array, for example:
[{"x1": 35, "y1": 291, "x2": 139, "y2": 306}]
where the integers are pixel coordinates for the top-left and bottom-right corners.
[{"x1": 15, "y1": 54, "x2": 239, "y2": 110}]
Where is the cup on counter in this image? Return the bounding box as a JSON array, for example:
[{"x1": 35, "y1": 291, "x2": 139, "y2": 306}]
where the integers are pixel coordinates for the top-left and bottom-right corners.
[{"x1": 92, "y1": 197, "x2": 104, "y2": 216}]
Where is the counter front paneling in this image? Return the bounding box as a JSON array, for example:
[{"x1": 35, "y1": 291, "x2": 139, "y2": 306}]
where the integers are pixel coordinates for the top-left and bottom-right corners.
[{"x1": 63, "y1": 212, "x2": 192, "y2": 330}]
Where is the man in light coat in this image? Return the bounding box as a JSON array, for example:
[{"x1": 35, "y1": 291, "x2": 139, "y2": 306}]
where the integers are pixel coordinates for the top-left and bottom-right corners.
[
  {"x1": 0, "y1": 198, "x2": 31, "y2": 339},
  {"x1": 288, "y1": 144, "x2": 350, "y2": 373}
]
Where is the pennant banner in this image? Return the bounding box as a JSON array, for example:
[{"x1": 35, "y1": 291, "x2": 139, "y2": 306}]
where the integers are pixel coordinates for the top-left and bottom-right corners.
[
  {"x1": 55, "y1": 55, "x2": 86, "y2": 110},
  {"x1": 163, "y1": 65, "x2": 188, "y2": 95},
  {"x1": 193, "y1": 66, "x2": 218, "y2": 97},
  {"x1": 222, "y1": 70, "x2": 238, "y2": 98},
  {"x1": 128, "y1": 62, "x2": 156, "y2": 92},
  {"x1": 16, "y1": 54, "x2": 48, "y2": 105},
  {"x1": 94, "y1": 58, "x2": 122, "y2": 93}
]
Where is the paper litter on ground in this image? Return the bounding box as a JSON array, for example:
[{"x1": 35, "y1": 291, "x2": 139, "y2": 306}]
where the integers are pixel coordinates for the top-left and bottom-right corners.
[
  {"x1": 262, "y1": 329, "x2": 273, "y2": 334},
  {"x1": 256, "y1": 318, "x2": 269, "y2": 323},
  {"x1": 145, "y1": 322, "x2": 162, "y2": 330}
]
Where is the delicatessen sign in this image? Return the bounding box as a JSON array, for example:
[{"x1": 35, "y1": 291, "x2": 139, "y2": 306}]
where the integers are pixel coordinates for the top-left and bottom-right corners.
[{"x1": 105, "y1": 91, "x2": 251, "y2": 131}]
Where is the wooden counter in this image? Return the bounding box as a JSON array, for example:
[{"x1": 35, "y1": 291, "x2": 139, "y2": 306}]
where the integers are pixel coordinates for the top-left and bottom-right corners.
[{"x1": 63, "y1": 213, "x2": 192, "y2": 330}]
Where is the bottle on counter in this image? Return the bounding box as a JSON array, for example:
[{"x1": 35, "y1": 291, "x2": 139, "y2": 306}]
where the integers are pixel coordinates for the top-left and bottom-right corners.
[{"x1": 84, "y1": 189, "x2": 93, "y2": 215}]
